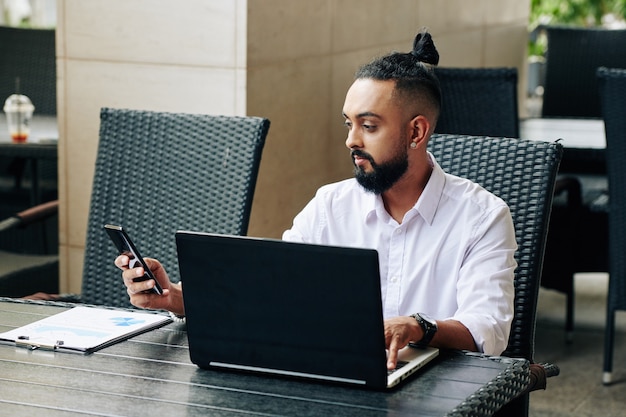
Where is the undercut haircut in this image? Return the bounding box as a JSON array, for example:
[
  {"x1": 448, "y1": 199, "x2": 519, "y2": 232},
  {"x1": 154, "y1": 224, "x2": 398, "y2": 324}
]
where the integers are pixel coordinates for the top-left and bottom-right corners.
[{"x1": 354, "y1": 30, "x2": 442, "y2": 117}]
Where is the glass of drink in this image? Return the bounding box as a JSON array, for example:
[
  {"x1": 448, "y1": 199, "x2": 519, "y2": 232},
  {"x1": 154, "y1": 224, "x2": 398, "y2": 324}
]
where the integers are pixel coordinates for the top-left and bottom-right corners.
[{"x1": 3, "y1": 94, "x2": 35, "y2": 143}]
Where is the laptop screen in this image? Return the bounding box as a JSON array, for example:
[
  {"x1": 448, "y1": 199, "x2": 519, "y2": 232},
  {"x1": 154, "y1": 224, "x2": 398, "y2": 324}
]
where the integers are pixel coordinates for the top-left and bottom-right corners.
[{"x1": 177, "y1": 231, "x2": 390, "y2": 387}]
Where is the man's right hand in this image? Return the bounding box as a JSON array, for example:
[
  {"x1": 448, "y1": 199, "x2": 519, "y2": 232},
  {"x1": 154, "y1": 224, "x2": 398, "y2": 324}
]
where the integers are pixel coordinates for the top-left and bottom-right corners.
[{"x1": 115, "y1": 255, "x2": 184, "y2": 315}]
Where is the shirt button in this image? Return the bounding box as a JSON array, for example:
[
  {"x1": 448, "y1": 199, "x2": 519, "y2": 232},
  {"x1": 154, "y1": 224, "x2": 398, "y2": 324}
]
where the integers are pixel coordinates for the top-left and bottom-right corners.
[
  {"x1": 390, "y1": 275, "x2": 399, "y2": 283},
  {"x1": 395, "y1": 228, "x2": 402, "y2": 235}
]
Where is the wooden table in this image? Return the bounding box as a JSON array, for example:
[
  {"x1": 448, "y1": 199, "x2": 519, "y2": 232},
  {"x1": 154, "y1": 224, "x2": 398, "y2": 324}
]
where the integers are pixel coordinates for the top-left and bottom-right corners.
[{"x1": 0, "y1": 298, "x2": 530, "y2": 417}]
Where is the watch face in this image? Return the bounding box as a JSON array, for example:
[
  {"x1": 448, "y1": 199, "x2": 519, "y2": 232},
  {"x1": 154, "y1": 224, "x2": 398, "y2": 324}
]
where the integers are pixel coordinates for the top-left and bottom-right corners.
[{"x1": 421, "y1": 313, "x2": 436, "y2": 326}]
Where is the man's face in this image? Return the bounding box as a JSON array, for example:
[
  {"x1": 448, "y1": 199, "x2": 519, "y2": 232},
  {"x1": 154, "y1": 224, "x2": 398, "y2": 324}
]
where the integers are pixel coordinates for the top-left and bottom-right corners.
[{"x1": 342, "y1": 79, "x2": 412, "y2": 194}]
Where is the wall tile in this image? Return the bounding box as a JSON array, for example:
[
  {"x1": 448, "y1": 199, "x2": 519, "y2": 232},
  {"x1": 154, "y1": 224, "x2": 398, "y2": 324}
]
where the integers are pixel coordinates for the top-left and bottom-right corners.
[
  {"x1": 246, "y1": 55, "x2": 334, "y2": 237},
  {"x1": 65, "y1": 60, "x2": 240, "y2": 121},
  {"x1": 247, "y1": 0, "x2": 333, "y2": 65},
  {"x1": 484, "y1": 25, "x2": 528, "y2": 68},
  {"x1": 483, "y1": 0, "x2": 531, "y2": 25},
  {"x1": 331, "y1": 0, "x2": 419, "y2": 53},
  {"x1": 417, "y1": 0, "x2": 487, "y2": 33},
  {"x1": 55, "y1": 0, "x2": 66, "y2": 58},
  {"x1": 435, "y1": 30, "x2": 485, "y2": 67},
  {"x1": 65, "y1": 246, "x2": 85, "y2": 294},
  {"x1": 64, "y1": 0, "x2": 239, "y2": 67}
]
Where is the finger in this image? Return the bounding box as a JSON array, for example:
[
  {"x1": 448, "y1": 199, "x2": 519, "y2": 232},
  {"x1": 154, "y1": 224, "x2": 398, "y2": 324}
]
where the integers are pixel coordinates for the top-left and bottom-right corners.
[
  {"x1": 122, "y1": 267, "x2": 155, "y2": 295},
  {"x1": 115, "y1": 254, "x2": 130, "y2": 269},
  {"x1": 387, "y1": 339, "x2": 399, "y2": 370},
  {"x1": 122, "y1": 266, "x2": 143, "y2": 285}
]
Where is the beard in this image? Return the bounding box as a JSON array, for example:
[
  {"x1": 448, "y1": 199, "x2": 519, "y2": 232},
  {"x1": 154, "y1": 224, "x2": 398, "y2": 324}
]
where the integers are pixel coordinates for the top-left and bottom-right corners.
[{"x1": 351, "y1": 147, "x2": 409, "y2": 195}]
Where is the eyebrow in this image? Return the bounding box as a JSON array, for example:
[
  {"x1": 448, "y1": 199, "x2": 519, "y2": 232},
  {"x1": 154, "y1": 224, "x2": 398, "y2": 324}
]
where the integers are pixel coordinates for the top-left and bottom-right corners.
[{"x1": 342, "y1": 111, "x2": 381, "y2": 119}]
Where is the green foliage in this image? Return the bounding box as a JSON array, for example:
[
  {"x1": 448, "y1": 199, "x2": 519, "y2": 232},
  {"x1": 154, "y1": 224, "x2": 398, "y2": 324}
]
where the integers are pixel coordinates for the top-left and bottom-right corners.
[
  {"x1": 531, "y1": 0, "x2": 626, "y2": 28},
  {"x1": 529, "y1": 0, "x2": 626, "y2": 56}
]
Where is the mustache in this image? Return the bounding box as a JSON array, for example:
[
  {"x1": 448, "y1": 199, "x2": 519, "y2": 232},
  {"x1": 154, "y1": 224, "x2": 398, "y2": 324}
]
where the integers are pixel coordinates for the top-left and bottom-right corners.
[{"x1": 350, "y1": 149, "x2": 375, "y2": 164}]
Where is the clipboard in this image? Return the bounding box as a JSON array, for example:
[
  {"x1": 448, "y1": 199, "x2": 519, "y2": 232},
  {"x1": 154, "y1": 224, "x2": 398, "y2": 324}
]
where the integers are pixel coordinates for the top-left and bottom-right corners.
[{"x1": 0, "y1": 306, "x2": 172, "y2": 353}]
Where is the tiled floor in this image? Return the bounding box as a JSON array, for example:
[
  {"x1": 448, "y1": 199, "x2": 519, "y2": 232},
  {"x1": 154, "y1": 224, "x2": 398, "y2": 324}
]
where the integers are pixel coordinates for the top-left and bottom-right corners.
[{"x1": 530, "y1": 273, "x2": 626, "y2": 416}]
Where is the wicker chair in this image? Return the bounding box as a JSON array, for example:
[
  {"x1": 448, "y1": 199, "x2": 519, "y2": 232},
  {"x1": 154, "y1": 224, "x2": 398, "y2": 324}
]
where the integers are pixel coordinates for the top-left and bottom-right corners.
[
  {"x1": 79, "y1": 108, "x2": 269, "y2": 308},
  {"x1": 434, "y1": 67, "x2": 519, "y2": 138},
  {"x1": 597, "y1": 67, "x2": 626, "y2": 385},
  {"x1": 428, "y1": 134, "x2": 562, "y2": 417},
  {"x1": 0, "y1": 26, "x2": 57, "y2": 115},
  {"x1": 0, "y1": 200, "x2": 59, "y2": 297},
  {"x1": 541, "y1": 25, "x2": 626, "y2": 118}
]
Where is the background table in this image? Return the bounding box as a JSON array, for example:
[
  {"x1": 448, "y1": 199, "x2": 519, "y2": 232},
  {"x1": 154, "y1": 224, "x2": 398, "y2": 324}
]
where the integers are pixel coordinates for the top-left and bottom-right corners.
[
  {"x1": 0, "y1": 298, "x2": 529, "y2": 417},
  {"x1": 0, "y1": 113, "x2": 58, "y2": 144},
  {"x1": 520, "y1": 117, "x2": 606, "y2": 174},
  {"x1": 0, "y1": 114, "x2": 57, "y2": 205}
]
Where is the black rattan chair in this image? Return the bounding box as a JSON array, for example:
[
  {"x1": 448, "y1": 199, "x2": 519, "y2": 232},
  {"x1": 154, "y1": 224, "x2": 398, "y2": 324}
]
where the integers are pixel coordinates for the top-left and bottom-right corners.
[
  {"x1": 78, "y1": 108, "x2": 270, "y2": 308},
  {"x1": 541, "y1": 25, "x2": 626, "y2": 119},
  {"x1": 434, "y1": 67, "x2": 519, "y2": 138},
  {"x1": 597, "y1": 67, "x2": 626, "y2": 385},
  {"x1": 428, "y1": 134, "x2": 562, "y2": 417},
  {"x1": 0, "y1": 26, "x2": 57, "y2": 115},
  {"x1": 0, "y1": 200, "x2": 59, "y2": 297}
]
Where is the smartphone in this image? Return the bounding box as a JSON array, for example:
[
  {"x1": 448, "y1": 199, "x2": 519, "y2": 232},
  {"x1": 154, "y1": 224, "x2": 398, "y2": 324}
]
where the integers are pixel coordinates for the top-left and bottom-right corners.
[{"x1": 104, "y1": 224, "x2": 164, "y2": 295}]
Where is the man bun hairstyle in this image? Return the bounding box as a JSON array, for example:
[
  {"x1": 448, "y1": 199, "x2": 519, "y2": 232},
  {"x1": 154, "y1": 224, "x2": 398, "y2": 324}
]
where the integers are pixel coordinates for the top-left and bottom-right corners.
[
  {"x1": 355, "y1": 28, "x2": 442, "y2": 116},
  {"x1": 411, "y1": 31, "x2": 439, "y2": 66}
]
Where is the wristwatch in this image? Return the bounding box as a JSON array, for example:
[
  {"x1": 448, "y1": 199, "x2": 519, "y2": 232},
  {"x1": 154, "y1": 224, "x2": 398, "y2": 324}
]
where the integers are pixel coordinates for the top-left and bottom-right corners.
[{"x1": 409, "y1": 313, "x2": 438, "y2": 348}]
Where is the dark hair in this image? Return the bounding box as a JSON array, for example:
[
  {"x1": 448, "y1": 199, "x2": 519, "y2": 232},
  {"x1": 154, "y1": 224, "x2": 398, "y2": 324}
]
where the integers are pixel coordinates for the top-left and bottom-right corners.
[{"x1": 354, "y1": 30, "x2": 442, "y2": 115}]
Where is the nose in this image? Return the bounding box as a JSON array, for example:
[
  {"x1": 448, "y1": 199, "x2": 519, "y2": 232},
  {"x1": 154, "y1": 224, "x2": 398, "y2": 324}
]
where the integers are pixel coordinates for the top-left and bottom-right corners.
[{"x1": 345, "y1": 127, "x2": 362, "y2": 150}]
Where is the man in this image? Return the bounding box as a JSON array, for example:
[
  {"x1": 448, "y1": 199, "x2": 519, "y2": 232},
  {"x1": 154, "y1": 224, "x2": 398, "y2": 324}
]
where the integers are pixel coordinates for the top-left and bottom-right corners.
[{"x1": 116, "y1": 30, "x2": 516, "y2": 370}]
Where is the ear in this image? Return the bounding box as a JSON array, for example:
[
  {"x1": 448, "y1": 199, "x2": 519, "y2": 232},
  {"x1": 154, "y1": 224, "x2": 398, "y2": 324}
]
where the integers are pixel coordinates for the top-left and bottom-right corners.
[{"x1": 410, "y1": 114, "x2": 431, "y2": 147}]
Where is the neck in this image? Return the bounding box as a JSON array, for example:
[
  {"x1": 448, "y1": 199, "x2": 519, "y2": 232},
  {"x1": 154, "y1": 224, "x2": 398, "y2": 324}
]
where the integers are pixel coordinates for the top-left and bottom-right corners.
[{"x1": 381, "y1": 155, "x2": 432, "y2": 224}]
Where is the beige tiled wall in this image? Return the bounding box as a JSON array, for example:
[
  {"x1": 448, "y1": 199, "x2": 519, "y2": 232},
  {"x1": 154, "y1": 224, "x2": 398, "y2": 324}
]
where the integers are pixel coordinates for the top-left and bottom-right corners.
[{"x1": 57, "y1": 0, "x2": 530, "y2": 293}]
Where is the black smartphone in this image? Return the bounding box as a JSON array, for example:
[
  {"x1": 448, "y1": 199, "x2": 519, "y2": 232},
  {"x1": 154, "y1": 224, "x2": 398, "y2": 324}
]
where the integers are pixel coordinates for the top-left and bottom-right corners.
[{"x1": 104, "y1": 224, "x2": 164, "y2": 295}]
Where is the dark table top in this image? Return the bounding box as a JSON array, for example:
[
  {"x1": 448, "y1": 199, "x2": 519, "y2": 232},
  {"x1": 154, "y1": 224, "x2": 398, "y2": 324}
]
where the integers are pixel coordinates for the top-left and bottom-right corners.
[
  {"x1": 0, "y1": 298, "x2": 529, "y2": 417},
  {"x1": 0, "y1": 114, "x2": 58, "y2": 204},
  {"x1": 520, "y1": 117, "x2": 606, "y2": 174},
  {"x1": 0, "y1": 140, "x2": 57, "y2": 159}
]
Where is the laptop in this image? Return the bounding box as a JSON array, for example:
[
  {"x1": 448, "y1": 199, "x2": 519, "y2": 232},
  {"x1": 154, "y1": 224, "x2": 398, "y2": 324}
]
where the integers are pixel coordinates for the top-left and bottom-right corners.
[{"x1": 176, "y1": 231, "x2": 439, "y2": 390}]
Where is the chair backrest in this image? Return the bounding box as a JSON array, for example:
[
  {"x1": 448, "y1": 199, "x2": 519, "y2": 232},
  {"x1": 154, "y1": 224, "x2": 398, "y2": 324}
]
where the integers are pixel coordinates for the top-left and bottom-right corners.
[
  {"x1": 428, "y1": 134, "x2": 563, "y2": 360},
  {"x1": 0, "y1": 27, "x2": 56, "y2": 115},
  {"x1": 81, "y1": 108, "x2": 270, "y2": 308},
  {"x1": 434, "y1": 67, "x2": 519, "y2": 138},
  {"x1": 597, "y1": 67, "x2": 626, "y2": 311},
  {"x1": 542, "y1": 26, "x2": 626, "y2": 118}
]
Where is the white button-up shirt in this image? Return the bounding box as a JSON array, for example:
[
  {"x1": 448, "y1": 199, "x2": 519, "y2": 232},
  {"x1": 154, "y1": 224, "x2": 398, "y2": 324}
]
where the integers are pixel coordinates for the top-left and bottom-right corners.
[{"x1": 282, "y1": 153, "x2": 517, "y2": 355}]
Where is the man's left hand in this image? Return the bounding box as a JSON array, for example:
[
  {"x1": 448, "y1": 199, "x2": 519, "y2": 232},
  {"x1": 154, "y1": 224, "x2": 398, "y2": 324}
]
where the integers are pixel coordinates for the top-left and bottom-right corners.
[{"x1": 384, "y1": 316, "x2": 422, "y2": 370}]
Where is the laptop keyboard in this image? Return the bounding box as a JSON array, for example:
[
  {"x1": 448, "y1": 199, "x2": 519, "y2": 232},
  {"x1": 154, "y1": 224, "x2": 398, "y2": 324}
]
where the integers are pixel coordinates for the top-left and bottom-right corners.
[{"x1": 387, "y1": 360, "x2": 408, "y2": 375}]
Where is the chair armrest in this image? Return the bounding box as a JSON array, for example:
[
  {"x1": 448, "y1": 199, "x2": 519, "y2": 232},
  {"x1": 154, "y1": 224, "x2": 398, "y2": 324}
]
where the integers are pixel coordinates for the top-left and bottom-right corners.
[
  {"x1": 538, "y1": 362, "x2": 561, "y2": 378},
  {"x1": 16, "y1": 199, "x2": 59, "y2": 227},
  {"x1": 521, "y1": 362, "x2": 560, "y2": 395}
]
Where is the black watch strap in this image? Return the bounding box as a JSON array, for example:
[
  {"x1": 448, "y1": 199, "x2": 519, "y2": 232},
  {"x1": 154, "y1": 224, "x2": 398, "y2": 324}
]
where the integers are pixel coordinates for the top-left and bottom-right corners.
[{"x1": 410, "y1": 313, "x2": 438, "y2": 348}]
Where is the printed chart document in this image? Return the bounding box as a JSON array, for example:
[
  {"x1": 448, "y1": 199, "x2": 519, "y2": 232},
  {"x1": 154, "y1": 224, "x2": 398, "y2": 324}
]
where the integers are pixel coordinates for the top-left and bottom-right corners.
[{"x1": 0, "y1": 306, "x2": 172, "y2": 353}]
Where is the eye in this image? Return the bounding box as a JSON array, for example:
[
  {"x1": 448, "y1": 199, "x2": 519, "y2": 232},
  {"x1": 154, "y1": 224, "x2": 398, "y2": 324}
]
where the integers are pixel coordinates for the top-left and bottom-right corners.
[
  {"x1": 343, "y1": 120, "x2": 352, "y2": 129},
  {"x1": 362, "y1": 123, "x2": 376, "y2": 131}
]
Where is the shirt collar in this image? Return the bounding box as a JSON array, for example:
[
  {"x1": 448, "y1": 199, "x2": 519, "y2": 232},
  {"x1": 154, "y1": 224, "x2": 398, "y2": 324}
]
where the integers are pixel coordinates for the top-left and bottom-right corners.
[
  {"x1": 361, "y1": 152, "x2": 445, "y2": 225},
  {"x1": 414, "y1": 152, "x2": 445, "y2": 225}
]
